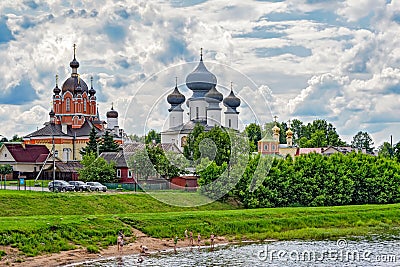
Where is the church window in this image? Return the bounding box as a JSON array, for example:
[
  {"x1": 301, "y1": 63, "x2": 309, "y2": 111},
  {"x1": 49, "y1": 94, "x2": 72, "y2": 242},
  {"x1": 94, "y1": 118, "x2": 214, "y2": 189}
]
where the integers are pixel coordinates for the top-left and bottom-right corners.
[
  {"x1": 83, "y1": 99, "x2": 87, "y2": 112},
  {"x1": 264, "y1": 144, "x2": 268, "y2": 151},
  {"x1": 66, "y1": 98, "x2": 71, "y2": 112},
  {"x1": 196, "y1": 107, "x2": 199, "y2": 119},
  {"x1": 228, "y1": 119, "x2": 232, "y2": 128}
]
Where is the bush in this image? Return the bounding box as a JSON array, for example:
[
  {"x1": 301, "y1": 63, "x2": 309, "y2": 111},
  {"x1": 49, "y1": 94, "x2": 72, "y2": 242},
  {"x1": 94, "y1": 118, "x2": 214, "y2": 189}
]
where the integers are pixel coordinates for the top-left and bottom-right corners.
[{"x1": 86, "y1": 245, "x2": 100, "y2": 254}]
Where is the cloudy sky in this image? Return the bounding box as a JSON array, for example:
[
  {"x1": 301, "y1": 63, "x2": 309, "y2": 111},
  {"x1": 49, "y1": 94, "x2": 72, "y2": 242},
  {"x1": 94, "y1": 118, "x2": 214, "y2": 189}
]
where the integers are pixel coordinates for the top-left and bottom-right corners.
[{"x1": 1, "y1": 0, "x2": 400, "y2": 147}]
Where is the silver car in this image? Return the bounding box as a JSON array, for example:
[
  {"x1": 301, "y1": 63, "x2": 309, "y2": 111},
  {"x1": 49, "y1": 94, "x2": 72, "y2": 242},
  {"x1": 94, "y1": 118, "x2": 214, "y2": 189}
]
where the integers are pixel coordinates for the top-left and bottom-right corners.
[{"x1": 86, "y1": 182, "x2": 107, "y2": 192}]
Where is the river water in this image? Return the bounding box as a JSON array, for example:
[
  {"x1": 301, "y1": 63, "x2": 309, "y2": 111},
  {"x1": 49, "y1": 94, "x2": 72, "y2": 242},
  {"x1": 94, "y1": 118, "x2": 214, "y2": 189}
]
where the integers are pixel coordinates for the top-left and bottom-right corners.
[{"x1": 71, "y1": 239, "x2": 400, "y2": 267}]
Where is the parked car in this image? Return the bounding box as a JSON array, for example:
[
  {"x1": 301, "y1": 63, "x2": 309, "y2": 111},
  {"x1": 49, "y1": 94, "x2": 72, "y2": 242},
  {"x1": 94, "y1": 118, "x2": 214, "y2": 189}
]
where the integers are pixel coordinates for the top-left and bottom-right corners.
[
  {"x1": 69, "y1": 181, "x2": 91, "y2": 192},
  {"x1": 86, "y1": 182, "x2": 107, "y2": 192},
  {"x1": 48, "y1": 180, "x2": 75, "y2": 192}
]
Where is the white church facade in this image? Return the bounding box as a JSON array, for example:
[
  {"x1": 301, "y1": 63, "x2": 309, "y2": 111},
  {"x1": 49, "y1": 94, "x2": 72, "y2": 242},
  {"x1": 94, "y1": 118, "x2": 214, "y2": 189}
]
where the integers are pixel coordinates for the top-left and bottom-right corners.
[{"x1": 161, "y1": 50, "x2": 241, "y2": 149}]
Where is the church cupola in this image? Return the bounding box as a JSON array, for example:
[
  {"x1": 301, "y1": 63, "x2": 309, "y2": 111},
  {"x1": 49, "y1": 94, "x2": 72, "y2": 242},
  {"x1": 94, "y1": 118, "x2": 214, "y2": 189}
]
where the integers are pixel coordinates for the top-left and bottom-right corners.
[
  {"x1": 106, "y1": 103, "x2": 119, "y2": 133},
  {"x1": 167, "y1": 78, "x2": 185, "y2": 128},
  {"x1": 167, "y1": 78, "x2": 186, "y2": 111},
  {"x1": 75, "y1": 75, "x2": 83, "y2": 95},
  {"x1": 223, "y1": 82, "x2": 241, "y2": 130},
  {"x1": 205, "y1": 86, "x2": 223, "y2": 126},
  {"x1": 49, "y1": 109, "x2": 55, "y2": 123},
  {"x1": 53, "y1": 74, "x2": 61, "y2": 95},
  {"x1": 272, "y1": 116, "x2": 280, "y2": 142},
  {"x1": 62, "y1": 44, "x2": 89, "y2": 94},
  {"x1": 89, "y1": 76, "x2": 96, "y2": 96},
  {"x1": 186, "y1": 48, "x2": 217, "y2": 97},
  {"x1": 286, "y1": 119, "x2": 293, "y2": 146}
]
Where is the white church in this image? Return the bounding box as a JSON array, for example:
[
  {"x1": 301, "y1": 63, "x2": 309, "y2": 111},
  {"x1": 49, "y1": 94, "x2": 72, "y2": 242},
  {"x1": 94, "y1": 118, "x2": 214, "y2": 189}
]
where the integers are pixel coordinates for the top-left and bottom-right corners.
[{"x1": 161, "y1": 50, "x2": 241, "y2": 149}]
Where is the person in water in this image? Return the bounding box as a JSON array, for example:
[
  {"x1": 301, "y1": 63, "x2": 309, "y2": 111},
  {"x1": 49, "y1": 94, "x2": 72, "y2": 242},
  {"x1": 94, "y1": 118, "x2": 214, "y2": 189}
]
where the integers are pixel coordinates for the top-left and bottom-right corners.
[
  {"x1": 197, "y1": 233, "x2": 201, "y2": 249},
  {"x1": 189, "y1": 231, "x2": 194, "y2": 245},
  {"x1": 174, "y1": 235, "x2": 179, "y2": 253},
  {"x1": 117, "y1": 231, "x2": 124, "y2": 252}
]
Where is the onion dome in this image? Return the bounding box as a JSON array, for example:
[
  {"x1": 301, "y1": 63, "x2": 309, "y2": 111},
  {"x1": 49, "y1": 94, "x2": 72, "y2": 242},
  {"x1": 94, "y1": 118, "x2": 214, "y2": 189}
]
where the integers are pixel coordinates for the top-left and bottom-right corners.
[
  {"x1": 70, "y1": 44, "x2": 79, "y2": 69},
  {"x1": 223, "y1": 88, "x2": 240, "y2": 109},
  {"x1": 205, "y1": 86, "x2": 223, "y2": 103},
  {"x1": 272, "y1": 124, "x2": 280, "y2": 133},
  {"x1": 286, "y1": 128, "x2": 293, "y2": 136},
  {"x1": 167, "y1": 83, "x2": 185, "y2": 105},
  {"x1": 89, "y1": 76, "x2": 96, "y2": 96},
  {"x1": 186, "y1": 48, "x2": 217, "y2": 93},
  {"x1": 62, "y1": 45, "x2": 89, "y2": 94},
  {"x1": 106, "y1": 104, "x2": 118, "y2": 118},
  {"x1": 53, "y1": 75, "x2": 61, "y2": 95},
  {"x1": 49, "y1": 109, "x2": 55, "y2": 117},
  {"x1": 75, "y1": 77, "x2": 83, "y2": 94}
]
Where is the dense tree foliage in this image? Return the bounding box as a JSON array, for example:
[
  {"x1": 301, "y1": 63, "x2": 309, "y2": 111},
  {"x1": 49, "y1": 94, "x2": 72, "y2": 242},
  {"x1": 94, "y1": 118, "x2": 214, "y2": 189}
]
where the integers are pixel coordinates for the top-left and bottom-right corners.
[
  {"x1": 127, "y1": 144, "x2": 187, "y2": 180},
  {"x1": 351, "y1": 131, "x2": 374, "y2": 153},
  {"x1": 80, "y1": 127, "x2": 99, "y2": 156},
  {"x1": 0, "y1": 164, "x2": 13, "y2": 184},
  {"x1": 193, "y1": 126, "x2": 231, "y2": 166},
  {"x1": 78, "y1": 152, "x2": 116, "y2": 183},
  {"x1": 198, "y1": 152, "x2": 400, "y2": 208},
  {"x1": 183, "y1": 124, "x2": 205, "y2": 161},
  {"x1": 145, "y1": 129, "x2": 161, "y2": 144},
  {"x1": 244, "y1": 123, "x2": 262, "y2": 152},
  {"x1": 99, "y1": 130, "x2": 119, "y2": 154}
]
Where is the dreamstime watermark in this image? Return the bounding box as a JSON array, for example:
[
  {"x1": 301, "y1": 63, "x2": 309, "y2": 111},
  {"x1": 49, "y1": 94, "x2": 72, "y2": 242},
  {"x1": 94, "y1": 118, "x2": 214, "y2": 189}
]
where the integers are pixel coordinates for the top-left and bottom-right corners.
[{"x1": 256, "y1": 239, "x2": 398, "y2": 264}]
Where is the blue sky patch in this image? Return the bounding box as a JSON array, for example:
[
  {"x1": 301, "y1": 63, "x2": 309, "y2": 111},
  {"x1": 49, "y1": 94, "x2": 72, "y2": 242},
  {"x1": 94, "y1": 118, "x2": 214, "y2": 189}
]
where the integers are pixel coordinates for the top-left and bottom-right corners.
[
  {"x1": 23, "y1": 0, "x2": 39, "y2": 9},
  {"x1": 0, "y1": 79, "x2": 38, "y2": 105},
  {"x1": 157, "y1": 37, "x2": 189, "y2": 65},
  {"x1": 234, "y1": 25, "x2": 286, "y2": 39},
  {"x1": 0, "y1": 17, "x2": 15, "y2": 44},
  {"x1": 103, "y1": 23, "x2": 126, "y2": 41},
  {"x1": 170, "y1": 0, "x2": 207, "y2": 8},
  {"x1": 254, "y1": 46, "x2": 312, "y2": 58}
]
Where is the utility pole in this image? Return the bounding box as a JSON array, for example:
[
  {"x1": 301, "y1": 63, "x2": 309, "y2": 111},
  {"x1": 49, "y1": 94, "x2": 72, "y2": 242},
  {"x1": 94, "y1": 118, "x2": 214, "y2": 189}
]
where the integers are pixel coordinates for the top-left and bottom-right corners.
[{"x1": 53, "y1": 135, "x2": 56, "y2": 192}]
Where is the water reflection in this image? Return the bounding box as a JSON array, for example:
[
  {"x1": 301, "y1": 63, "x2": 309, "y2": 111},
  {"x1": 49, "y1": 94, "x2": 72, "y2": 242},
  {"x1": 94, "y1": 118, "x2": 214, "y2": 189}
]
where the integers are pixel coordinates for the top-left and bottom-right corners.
[{"x1": 70, "y1": 239, "x2": 400, "y2": 267}]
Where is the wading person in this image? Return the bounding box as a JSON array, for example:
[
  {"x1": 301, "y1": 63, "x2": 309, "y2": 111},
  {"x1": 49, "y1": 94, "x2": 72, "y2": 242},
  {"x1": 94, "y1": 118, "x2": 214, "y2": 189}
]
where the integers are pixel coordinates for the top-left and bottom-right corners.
[
  {"x1": 197, "y1": 233, "x2": 201, "y2": 249},
  {"x1": 174, "y1": 235, "x2": 179, "y2": 253},
  {"x1": 189, "y1": 231, "x2": 194, "y2": 246},
  {"x1": 117, "y1": 231, "x2": 124, "y2": 252}
]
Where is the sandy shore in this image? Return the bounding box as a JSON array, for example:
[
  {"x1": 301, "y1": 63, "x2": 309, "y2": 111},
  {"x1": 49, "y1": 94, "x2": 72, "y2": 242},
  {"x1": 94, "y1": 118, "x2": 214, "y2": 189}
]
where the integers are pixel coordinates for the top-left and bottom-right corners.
[{"x1": 0, "y1": 228, "x2": 232, "y2": 267}]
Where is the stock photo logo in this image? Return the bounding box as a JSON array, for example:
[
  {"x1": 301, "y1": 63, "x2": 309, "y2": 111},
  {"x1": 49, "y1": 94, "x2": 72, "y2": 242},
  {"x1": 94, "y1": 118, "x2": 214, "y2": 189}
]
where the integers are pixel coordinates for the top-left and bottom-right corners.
[{"x1": 123, "y1": 51, "x2": 274, "y2": 207}]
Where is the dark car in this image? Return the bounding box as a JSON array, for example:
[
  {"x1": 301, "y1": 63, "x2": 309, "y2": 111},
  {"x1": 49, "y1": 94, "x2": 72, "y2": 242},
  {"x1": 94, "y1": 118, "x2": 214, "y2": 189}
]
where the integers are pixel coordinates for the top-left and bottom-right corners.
[
  {"x1": 48, "y1": 180, "x2": 75, "y2": 192},
  {"x1": 86, "y1": 182, "x2": 107, "y2": 192},
  {"x1": 69, "y1": 181, "x2": 91, "y2": 192}
]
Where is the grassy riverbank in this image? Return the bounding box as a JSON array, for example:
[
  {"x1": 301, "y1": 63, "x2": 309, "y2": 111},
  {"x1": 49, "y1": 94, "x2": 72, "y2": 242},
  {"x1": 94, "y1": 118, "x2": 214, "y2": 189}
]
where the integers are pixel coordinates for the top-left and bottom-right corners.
[{"x1": 0, "y1": 190, "x2": 399, "y2": 257}]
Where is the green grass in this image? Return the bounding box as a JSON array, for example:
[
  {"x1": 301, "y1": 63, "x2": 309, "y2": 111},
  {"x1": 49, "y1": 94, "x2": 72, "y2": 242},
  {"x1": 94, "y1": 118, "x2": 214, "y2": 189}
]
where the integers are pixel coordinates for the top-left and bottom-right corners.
[
  {"x1": 0, "y1": 190, "x2": 235, "y2": 217},
  {"x1": 0, "y1": 191, "x2": 399, "y2": 257}
]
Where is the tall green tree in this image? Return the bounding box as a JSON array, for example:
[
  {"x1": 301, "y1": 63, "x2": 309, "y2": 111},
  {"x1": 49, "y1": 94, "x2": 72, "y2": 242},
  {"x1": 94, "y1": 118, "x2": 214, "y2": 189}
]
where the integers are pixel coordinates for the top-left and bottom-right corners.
[
  {"x1": 80, "y1": 127, "x2": 100, "y2": 156},
  {"x1": 128, "y1": 147, "x2": 157, "y2": 180},
  {"x1": 245, "y1": 123, "x2": 262, "y2": 152},
  {"x1": 10, "y1": 135, "x2": 23, "y2": 142},
  {"x1": 351, "y1": 131, "x2": 374, "y2": 153},
  {"x1": 145, "y1": 129, "x2": 161, "y2": 144},
  {"x1": 99, "y1": 130, "x2": 119, "y2": 154},
  {"x1": 193, "y1": 126, "x2": 231, "y2": 166},
  {"x1": 78, "y1": 152, "x2": 116, "y2": 183},
  {"x1": 183, "y1": 123, "x2": 205, "y2": 160},
  {"x1": 0, "y1": 136, "x2": 8, "y2": 147},
  {"x1": 378, "y1": 142, "x2": 393, "y2": 158}
]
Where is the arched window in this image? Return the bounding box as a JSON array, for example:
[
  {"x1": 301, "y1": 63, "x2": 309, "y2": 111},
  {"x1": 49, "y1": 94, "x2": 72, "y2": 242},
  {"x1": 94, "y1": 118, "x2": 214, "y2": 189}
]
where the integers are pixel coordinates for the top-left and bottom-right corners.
[
  {"x1": 196, "y1": 107, "x2": 199, "y2": 119},
  {"x1": 83, "y1": 99, "x2": 87, "y2": 112},
  {"x1": 66, "y1": 98, "x2": 71, "y2": 112},
  {"x1": 228, "y1": 119, "x2": 232, "y2": 128}
]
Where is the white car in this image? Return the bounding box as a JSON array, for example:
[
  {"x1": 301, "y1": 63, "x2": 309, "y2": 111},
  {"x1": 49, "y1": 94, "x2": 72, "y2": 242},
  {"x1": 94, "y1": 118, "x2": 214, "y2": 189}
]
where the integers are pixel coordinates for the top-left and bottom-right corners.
[{"x1": 86, "y1": 182, "x2": 107, "y2": 192}]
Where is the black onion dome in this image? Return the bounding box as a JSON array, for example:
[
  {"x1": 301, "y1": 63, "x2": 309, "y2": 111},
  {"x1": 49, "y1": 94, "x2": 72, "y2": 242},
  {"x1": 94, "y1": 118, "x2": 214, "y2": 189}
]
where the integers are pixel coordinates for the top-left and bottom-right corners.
[
  {"x1": 89, "y1": 86, "x2": 96, "y2": 96},
  {"x1": 75, "y1": 84, "x2": 82, "y2": 94},
  {"x1": 106, "y1": 106, "x2": 118, "y2": 118},
  {"x1": 167, "y1": 85, "x2": 185, "y2": 105},
  {"x1": 53, "y1": 84, "x2": 61, "y2": 95},
  {"x1": 186, "y1": 56, "x2": 217, "y2": 91},
  {"x1": 49, "y1": 109, "x2": 55, "y2": 116},
  {"x1": 205, "y1": 86, "x2": 223, "y2": 102},
  {"x1": 70, "y1": 58, "x2": 79, "y2": 69},
  {"x1": 61, "y1": 76, "x2": 89, "y2": 93},
  {"x1": 223, "y1": 89, "x2": 240, "y2": 108}
]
